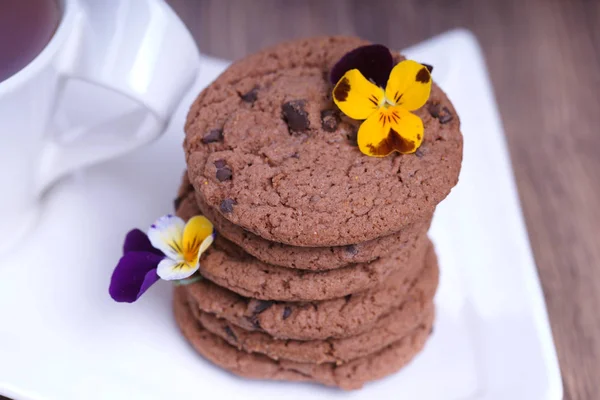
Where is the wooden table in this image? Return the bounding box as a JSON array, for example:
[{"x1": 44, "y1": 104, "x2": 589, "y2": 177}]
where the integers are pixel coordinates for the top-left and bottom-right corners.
[{"x1": 164, "y1": 1, "x2": 598, "y2": 399}]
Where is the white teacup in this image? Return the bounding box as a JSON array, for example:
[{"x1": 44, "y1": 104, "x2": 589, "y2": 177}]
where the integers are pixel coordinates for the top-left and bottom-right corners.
[{"x1": 0, "y1": 0, "x2": 199, "y2": 253}]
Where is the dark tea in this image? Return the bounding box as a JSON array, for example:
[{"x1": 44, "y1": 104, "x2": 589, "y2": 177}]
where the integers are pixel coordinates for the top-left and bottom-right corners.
[{"x1": 0, "y1": 0, "x2": 61, "y2": 82}]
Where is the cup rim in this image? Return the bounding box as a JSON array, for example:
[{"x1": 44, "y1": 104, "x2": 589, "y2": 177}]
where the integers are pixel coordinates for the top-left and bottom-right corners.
[{"x1": 0, "y1": 0, "x2": 75, "y2": 93}]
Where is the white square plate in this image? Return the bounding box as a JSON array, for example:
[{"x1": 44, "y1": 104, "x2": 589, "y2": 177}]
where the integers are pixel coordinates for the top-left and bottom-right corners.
[{"x1": 0, "y1": 30, "x2": 562, "y2": 400}]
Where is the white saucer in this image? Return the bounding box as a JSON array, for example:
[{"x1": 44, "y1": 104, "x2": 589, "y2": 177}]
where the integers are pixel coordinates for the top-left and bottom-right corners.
[{"x1": 0, "y1": 30, "x2": 562, "y2": 400}]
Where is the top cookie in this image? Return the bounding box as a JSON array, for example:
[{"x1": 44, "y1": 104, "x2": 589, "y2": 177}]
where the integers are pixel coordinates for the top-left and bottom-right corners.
[{"x1": 185, "y1": 36, "x2": 462, "y2": 246}]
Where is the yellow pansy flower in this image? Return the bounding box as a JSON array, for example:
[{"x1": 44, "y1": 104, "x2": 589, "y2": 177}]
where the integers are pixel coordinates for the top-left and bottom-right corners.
[{"x1": 333, "y1": 59, "x2": 432, "y2": 157}]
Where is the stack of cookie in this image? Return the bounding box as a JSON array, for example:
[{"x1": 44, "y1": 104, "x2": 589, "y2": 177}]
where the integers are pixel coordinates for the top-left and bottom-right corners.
[{"x1": 172, "y1": 37, "x2": 462, "y2": 390}]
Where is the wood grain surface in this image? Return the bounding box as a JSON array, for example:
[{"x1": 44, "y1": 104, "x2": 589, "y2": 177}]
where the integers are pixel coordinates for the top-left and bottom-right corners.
[
  {"x1": 164, "y1": 1, "x2": 599, "y2": 399},
  {"x1": 3, "y1": 1, "x2": 597, "y2": 399}
]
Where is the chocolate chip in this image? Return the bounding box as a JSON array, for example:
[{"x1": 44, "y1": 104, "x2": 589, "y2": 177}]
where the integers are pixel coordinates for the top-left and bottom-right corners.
[
  {"x1": 214, "y1": 159, "x2": 227, "y2": 169},
  {"x1": 346, "y1": 126, "x2": 358, "y2": 146},
  {"x1": 427, "y1": 103, "x2": 440, "y2": 117},
  {"x1": 249, "y1": 315, "x2": 261, "y2": 329},
  {"x1": 240, "y1": 87, "x2": 258, "y2": 103},
  {"x1": 214, "y1": 159, "x2": 233, "y2": 182},
  {"x1": 345, "y1": 244, "x2": 358, "y2": 255},
  {"x1": 415, "y1": 148, "x2": 425, "y2": 158},
  {"x1": 224, "y1": 326, "x2": 237, "y2": 342},
  {"x1": 216, "y1": 166, "x2": 232, "y2": 182},
  {"x1": 220, "y1": 198, "x2": 236, "y2": 213},
  {"x1": 438, "y1": 107, "x2": 453, "y2": 124},
  {"x1": 295, "y1": 269, "x2": 308, "y2": 278},
  {"x1": 320, "y1": 110, "x2": 339, "y2": 132},
  {"x1": 173, "y1": 195, "x2": 184, "y2": 211},
  {"x1": 282, "y1": 307, "x2": 292, "y2": 320},
  {"x1": 344, "y1": 294, "x2": 352, "y2": 302},
  {"x1": 282, "y1": 100, "x2": 310, "y2": 132},
  {"x1": 172, "y1": 183, "x2": 194, "y2": 211},
  {"x1": 291, "y1": 152, "x2": 300, "y2": 159},
  {"x1": 427, "y1": 103, "x2": 453, "y2": 124},
  {"x1": 252, "y1": 300, "x2": 274, "y2": 314},
  {"x1": 201, "y1": 128, "x2": 223, "y2": 143}
]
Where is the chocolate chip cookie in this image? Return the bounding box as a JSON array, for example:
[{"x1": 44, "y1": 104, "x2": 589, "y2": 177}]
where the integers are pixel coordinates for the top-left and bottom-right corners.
[
  {"x1": 194, "y1": 296, "x2": 434, "y2": 365},
  {"x1": 174, "y1": 287, "x2": 433, "y2": 390},
  {"x1": 184, "y1": 242, "x2": 438, "y2": 340},
  {"x1": 197, "y1": 234, "x2": 429, "y2": 302},
  {"x1": 176, "y1": 171, "x2": 432, "y2": 270},
  {"x1": 184, "y1": 36, "x2": 462, "y2": 246}
]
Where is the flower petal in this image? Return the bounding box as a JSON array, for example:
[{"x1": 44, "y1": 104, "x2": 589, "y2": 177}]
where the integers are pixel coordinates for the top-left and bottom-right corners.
[
  {"x1": 156, "y1": 258, "x2": 198, "y2": 281},
  {"x1": 123, "y1": 229, "x2": 163, "y2": 256},
  {"x1": 385, "y1": 60, "x2": 432, "y2": 111},
  {"x1": 357, "y1": 106, "x2": 424, "y2": 157},
  {"x1": 330, "y1": 44, "x2": 394, "y2": 88},
  {"x1": 109, "y1": 252, "x2": 162, "y2": 303},
  {"x1": 138, "y1": 269, "x2": 160, "y2": 299},
  {"x1": 147, "y1": 214, "x2": 185, "y2": 261},
  {"x1": 182, "y1": 216, "x2": 214, "y2": 261},
  {"x1": 196, "y1": 232, "x2": 215, "y2": 264},
  {"x1": 333, "y1": 69, "x2": 384, "y2": 120}
]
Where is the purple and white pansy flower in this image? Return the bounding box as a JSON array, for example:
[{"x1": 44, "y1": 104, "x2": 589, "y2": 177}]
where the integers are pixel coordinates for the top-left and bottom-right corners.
[{"x1": 109, "y1": 214, "x2": 215, "y2": 303}]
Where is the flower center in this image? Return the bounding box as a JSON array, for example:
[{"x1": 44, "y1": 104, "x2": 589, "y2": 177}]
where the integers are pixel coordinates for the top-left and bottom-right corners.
[
  {"x1": 382, "y1": 96, "x2": 396, "y2": 108},
  {"x1": 182, "y1": 240, "x2": 200, "y2": 264}
]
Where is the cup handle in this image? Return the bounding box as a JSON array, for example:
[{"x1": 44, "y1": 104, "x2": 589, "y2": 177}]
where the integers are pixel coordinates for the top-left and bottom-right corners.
[{"x1": 36, "y1": 0, "x2": 200, "y2": 193}]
